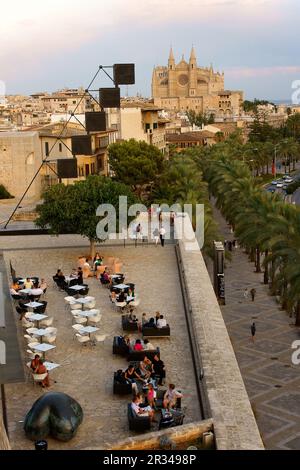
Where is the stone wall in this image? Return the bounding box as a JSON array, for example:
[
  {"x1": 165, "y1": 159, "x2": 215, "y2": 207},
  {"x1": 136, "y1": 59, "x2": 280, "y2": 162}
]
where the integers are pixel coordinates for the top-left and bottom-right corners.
[
  {"x1": 174, "y1": 215, "x2": 264, "y2": 450},
  {"x1": 104, "y1": 420, "x2": 214, "y2": 451}
]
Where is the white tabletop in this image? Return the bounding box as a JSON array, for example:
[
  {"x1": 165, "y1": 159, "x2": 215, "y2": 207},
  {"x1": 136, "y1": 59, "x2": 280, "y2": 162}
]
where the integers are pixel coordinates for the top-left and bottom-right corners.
[
  {"x1": 79, "y1": 326, "x2": 99, "y2": 334},
  {"x1": 34, "y1": 328, "x2": 50, "y2": 337},
  {"x1": 76, "y1": 297, "x2": 93, "y2": 304},
  {"x1": 77, "y1": 310, "x2": 98, "y2": 317},
  {"x1": 32, "y1": 343, "x2": 56, "y2": 352},
  {"x1": 65, "y1": 276, "x2": 78, "y2": 282},
  {"x1": 69, "y1": 285, "x2": 86, "y2": 291},
  {"x1": 126, "y1": 296, "x2": 135, "y2": 302},
  {"x1": 114, "y1": 284, "x2": 129, "y2": 289},
  {"x1": 24, "y1": 301, "x2": 44, "y2": 308},
  {"x1": 44, "y1": 361, "x2": 60, "y2": 371},
  {"x1": 18, "y1": 278, "x2": 35, "y2": 283},
  {"x1": 29, "y1": 314, "x2": 48, "y2": 321},
  {"x1": 111, "y1": 274, "x2": 123, "y2": 278},
  {"x1": 19, "y1": 288, "x2": 32, "y2": 294}
]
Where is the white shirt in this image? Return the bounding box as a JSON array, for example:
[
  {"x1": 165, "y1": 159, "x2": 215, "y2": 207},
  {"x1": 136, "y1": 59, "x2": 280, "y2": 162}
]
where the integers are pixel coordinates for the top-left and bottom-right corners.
[
  {"x1": 144, "y1": 342, "x2": 155, "y2": 350},
  {"x1": 157, "y1": 318, "x2": 167, "y2": 328},
  {"x1": 30, "y1": 288, "x2": 43, "y2": 296},
  {"x1": 159, "y1": 227, "x2": 166, "y2": 236},
  {"x1": 10, "y1": 288, "x2": 19, "y2": 296},
  {"x1": 131, "y1": 402, "x2": 141, "y2": 414}
]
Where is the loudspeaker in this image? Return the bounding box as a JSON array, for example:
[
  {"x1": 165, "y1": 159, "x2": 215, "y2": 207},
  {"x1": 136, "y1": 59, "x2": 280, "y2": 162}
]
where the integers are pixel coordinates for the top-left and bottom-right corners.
[
  {"x1": 99, "y1": 87, "x2": 120, "y2": 108},
  {"x1": 85, "y1": 111, "x2": 106, "y2": 132},
  {"x1": 71, "y1": 135, "x2": 92, "y2": 155},
  {"x1": 57, "y1": 159, "x2": 78, "y2": 178},
  {"x1": 113, "y1": 63, "x2": 135, "y2": 85}
]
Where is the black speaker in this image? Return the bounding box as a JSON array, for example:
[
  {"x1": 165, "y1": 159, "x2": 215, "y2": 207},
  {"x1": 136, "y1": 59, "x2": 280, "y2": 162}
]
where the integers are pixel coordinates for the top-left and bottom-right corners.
[
  {"x1": 99, "y1": 87, "x2": 120, "y2": 108},
  {"x1": 113, "y1": 64, "x2": 135, "y2": 85},
  {"x1": 85, "y1": 111, "x2": 106, "y2": 132},
  {"x1": 71, "y1": 135, "x2": 92, "y2": 155},
  {"x1": 57, "y1": 159, "x2": 78, "y2": 178}
]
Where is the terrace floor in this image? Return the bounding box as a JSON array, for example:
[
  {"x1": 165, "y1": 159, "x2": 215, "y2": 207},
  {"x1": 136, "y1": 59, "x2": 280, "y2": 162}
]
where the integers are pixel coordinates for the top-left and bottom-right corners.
[{"x1": 4, "y1": 242, "x2": 201, "y2": 450}]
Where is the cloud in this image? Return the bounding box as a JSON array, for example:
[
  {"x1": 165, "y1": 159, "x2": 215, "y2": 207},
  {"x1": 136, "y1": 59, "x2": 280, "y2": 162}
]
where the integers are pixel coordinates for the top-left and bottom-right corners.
[{"x1": 225, "y1": 66, "x2": 300, "y2": 78}]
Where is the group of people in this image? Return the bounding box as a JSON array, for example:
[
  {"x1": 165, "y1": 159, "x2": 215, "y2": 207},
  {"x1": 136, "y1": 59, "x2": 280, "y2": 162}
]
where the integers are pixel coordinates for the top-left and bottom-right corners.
[
  {"x1": 142, "y1": 312, "x2": 167, "y2": 329},
  {"x1": 53, "y1": 267, "x2": 83, "y2": 290},
  {"x1": 10, "y1": 277, "x2": 47, "y2": 301}
]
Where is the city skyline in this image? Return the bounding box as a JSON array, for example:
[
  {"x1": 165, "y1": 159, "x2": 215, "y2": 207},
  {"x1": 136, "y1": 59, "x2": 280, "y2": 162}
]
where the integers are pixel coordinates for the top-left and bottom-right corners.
[{"x1": 1, "y1": 0, "x2": 300, "y2": 100}]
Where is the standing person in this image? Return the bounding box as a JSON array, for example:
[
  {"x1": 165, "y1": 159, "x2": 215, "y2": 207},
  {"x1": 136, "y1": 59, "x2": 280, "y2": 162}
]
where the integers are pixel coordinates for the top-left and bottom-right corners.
[
  {"x1": 153, "y1": 227, "x2": 159, "y2": 246},
  {"x1": 244, "y1": 288, "x2": 249, "y2": 300},
  {"x1": 159, "y1": 226, "x2": 166, "y2": 247},
  {"x1": 156, "y1": 205, "x2": 161, "y2": 221},
  {"x1": 135, "y1": 223, "x2": 142, "y2": 240},
  {"x1": 250, "y1": 288, "x2": 256, "y2": 302},
  {"x1": 251, "y1": 322, "x2": 256, "y2": 342}
]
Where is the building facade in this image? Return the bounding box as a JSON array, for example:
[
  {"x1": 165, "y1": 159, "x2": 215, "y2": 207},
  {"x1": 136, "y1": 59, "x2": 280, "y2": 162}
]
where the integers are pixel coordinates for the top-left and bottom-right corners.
[{"x1": 152, "y1": 47, "x2": 244, "y2": 119}]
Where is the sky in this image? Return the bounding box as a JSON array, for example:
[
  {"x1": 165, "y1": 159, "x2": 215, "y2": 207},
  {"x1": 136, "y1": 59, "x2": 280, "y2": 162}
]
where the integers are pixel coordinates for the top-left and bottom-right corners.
[{"x1": 1, "y1": 0, "x2": 300, "y2": 100}]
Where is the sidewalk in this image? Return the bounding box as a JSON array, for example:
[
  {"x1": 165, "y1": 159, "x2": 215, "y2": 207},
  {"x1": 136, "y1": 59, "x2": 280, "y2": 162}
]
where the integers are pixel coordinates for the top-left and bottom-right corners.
[{"x1": 209, "y1": 205, "x2": 300, "y2": 450}]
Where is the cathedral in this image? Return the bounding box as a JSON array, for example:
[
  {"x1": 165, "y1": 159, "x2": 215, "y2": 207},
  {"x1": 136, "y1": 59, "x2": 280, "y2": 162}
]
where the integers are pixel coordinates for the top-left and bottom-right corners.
[{"x1": 151, "y1": 47, "x2": 243, "y2": 118}]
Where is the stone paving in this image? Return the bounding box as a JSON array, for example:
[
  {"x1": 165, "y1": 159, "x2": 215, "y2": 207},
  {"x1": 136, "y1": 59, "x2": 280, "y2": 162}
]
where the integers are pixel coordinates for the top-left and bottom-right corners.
[
  {"x1": 210, "y1": 206, "x2": 300, "y2": 450},
  {"x1": 4, "y1": 243, "x2": 201, "y2": 450}
]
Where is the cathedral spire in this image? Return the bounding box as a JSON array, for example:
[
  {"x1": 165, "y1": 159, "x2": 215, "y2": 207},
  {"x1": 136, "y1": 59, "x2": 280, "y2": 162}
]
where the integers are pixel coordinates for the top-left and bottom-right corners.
[
  {"x1": 190, "y1": 45, "x2": 196, "y2": 62},
  {"x1": 168, "y1": 46, "x2": 175, "y2": 62}
]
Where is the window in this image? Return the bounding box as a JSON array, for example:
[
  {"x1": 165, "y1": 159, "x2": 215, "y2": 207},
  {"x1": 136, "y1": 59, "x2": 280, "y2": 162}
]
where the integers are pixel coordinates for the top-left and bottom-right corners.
[
  {"x1": 91, "y1": 163, "x2": 95, "y2": 174},
  {"x1": 153, "y1": 122, "x2": 158, "y2": 129},
  {"x1": 59, "y1": 143, "x2": 62, "y2": 152},
  {"x1": 45, "y1": 142, "x2": 49, "y2": 156},
  {"x1": 145, "y1": 123, "x2": 151, "y2": 132},
  {"x1": 85, "y1": 164, "x2": 90, "y2": 176},
  {"x1": 78, "y1": 166, "x2": 84, "y2": 176}
]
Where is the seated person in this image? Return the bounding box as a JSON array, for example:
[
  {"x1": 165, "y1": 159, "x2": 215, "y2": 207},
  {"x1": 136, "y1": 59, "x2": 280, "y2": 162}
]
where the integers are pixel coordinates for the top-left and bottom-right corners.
[
  {"x1": 128, "y1": 311, "x2": 138, "y2": 324},
  {"x1": 115, "y1": 369, "x2": 138, "y2": 394},
  {"x1": 110, "y1": 290, "x2": 117, "y2": 302},
  {"x1": 143, "y1": 339, "x2": 155, "y2": 351},
  {"x1": 141, "y1": 313, "x2": 148, "y2": 326},
  {"x1": 77, "y1": 267, "x2": 83, "y2": 285},
  {"x1": 152, "y1": 354, "x2": 166, "y2": 385},
  {"x1": 11, "y1": 281, "x2": 21, "y2": 291},
  {"x1": 155, "y1": 311, "x2": 161, "y2": 324},
  {"x1": 29, "y1": 287, "x2": 43, "y2": 298},
  {"x1": 100, "y1": 269, "x2": 111, "y2": 285},
  {"x1": 93, "y1": 253, "x2": 103, "y2": 267},
  {"x1": 55, "y1": 270, "x2": 67, "y2": 289},
  {"x1": 143, "y1": 317, "x2": 157, "y2": 329},
  {"x1": 117, "y1": 290, "x2": 127, "y2": 303},
  {"x1": 163, "y1": 384, "x2": 183, "y2": 409},
  {"x1": 32, "y1": 358, "x2": 50, "y2": 388},
  {"x1": 133, "y1": 339, "x2": 144, "y2": 351},
  {"x1": 30, "y1": 354, "x2": 41, "y2": 371},
  {"x1": 146, "y1": 383, "x2": 157, "y2": 408},
  {"x1": 24, "y1": 277, "x2": 34, "y2": 289},
  {"x1": 39, "y1": 279, "x2": 47, "y2": 293},
  {"x1": 118, "y1": 335, "x2": 131, "y2": 355},
  {"x1": 125, "y1": 365, "x2": 143, "y2": 385},
  {"x1": 10, "y1": 285, "x2": 23, "y2": 298},
  {"x1": 131, "y1": 394, "x2": 155, "y2": 421},
  {"x1": 139, "y1": 356, "x2": 153, "y2": 379},
  {"x1": 157, "y1": 315, "x2": 167, "y2": 328}
]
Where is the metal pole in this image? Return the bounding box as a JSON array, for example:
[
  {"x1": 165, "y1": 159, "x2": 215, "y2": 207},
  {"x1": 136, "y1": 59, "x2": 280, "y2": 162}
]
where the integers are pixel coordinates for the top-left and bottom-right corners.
[{"x1": 0, "y1": 384, "x2": 8, "y2": 438}]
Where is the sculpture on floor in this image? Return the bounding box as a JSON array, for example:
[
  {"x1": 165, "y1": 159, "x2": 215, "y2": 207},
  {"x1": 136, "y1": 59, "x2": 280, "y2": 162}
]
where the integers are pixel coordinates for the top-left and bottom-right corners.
[{"x1": 24, "y1": 392, "x2": 83, "y2": 442}]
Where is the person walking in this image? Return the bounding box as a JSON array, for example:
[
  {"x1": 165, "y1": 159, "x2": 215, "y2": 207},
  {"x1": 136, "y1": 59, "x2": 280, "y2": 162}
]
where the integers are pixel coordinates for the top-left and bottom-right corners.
[
  {"x1": 250, "y1": 288, "x2": 256, "y2": 302},
  {"x1": 250, "y1": 322, "x2": 256, "y2": 342},
  {"x1": 159, "y1": 226, "x2": 166, "y2": 247},
  {"x1": 244, "y1": 288, "x2": 249, "y2": 300},
  {"x1": 153, "y1": 227, "x2": 159, "y2": 246}
]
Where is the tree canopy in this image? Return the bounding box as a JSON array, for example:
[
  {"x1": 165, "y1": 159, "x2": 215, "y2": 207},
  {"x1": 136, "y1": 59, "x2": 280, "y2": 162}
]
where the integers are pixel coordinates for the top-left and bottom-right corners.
[
  {"x1": 35, "y1": 175, "x2": 137, "y2": 256},
  {"x1": 108, "y1": 139, "x2": 165, "y2": 197}
]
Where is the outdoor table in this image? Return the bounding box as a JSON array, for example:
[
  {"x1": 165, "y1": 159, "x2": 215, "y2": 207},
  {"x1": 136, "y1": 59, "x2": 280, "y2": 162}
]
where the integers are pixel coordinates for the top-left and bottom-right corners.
[
  {"x1": 68, "y1": 285, "x2": 86, "y2": 291},
  {"x1": 126, "y1": 296, "x2": 135, "y2": 303},
  {"x1": 32, "y1": 343, "x2": 56, "y2": 360},
  {"x1": 24, "y1": 301, "x2": 44, "y2": 312},
  {"x1": 18, "y1": 278, "x2": 36, "y2": 284},
  {"x1": 32, "y1": 328, "x2": 51, "y2": 343},
  {"x1": 77, "y1": 309, "x2": 99, "y2": 325},
  {"x1": 27, "y1": 313, "x2": 48, "y2": 328},
  {"x1": 114, "y1": 284, "x2": 130, "y2": 290},
  {"x1": 19, "y1": 288, "x2": 32, "y2": 295},
  {"x1": 44, "y1": 361, "x2": 60, "y2": 372},
  {"x1": 79, "y1": 325, "x2": 99, "y2": 338},
  {"x1": 76, "y1": 297, "x2": 93, "y2": 309}
]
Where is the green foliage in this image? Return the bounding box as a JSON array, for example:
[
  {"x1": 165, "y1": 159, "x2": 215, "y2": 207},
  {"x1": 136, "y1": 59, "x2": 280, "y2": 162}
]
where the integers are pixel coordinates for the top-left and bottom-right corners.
[
  {"x1": 35, "y1": 176, "x2": 137, "y2": 243},
  {"x1": 108, "y1": 139, "x2": 165, "y2": 196},
  {"x1": 0, "y1": 184, "x2": 13, "y2": 199},
  {"x1": 243, "y1": 99, "x2": 274, "y2": 113},
  {"x1": 186, "y1": 110, "x2": 215, "y2": 127},
  {"x1": 286, "y1": 179, "x2": 300, "y2": 195}
]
